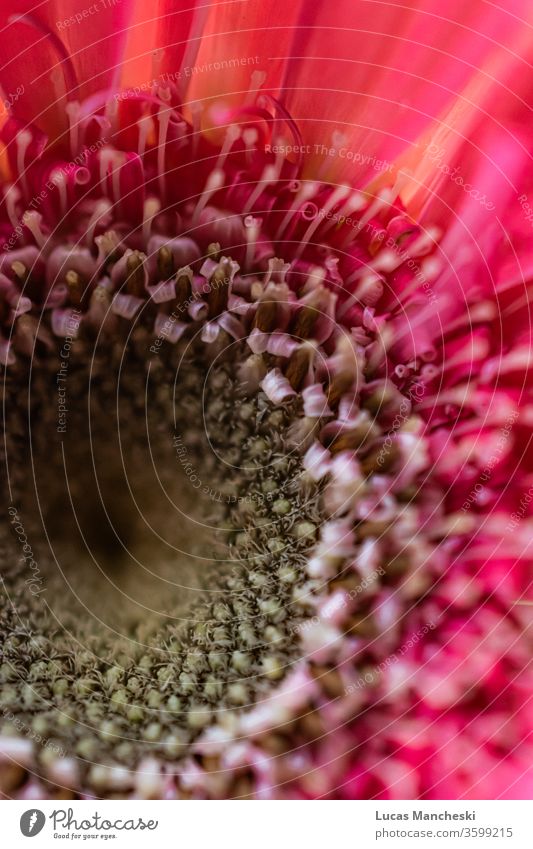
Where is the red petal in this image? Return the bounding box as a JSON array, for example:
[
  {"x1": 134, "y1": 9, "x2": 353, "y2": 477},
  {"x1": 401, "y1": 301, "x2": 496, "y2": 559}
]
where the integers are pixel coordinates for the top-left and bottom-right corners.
[
  {"x1": 277, "y1": 1, "x2": 532, "y2": 184},
  {"x1": 0, "y1": 0, "x2": 133, "y2": 138}
]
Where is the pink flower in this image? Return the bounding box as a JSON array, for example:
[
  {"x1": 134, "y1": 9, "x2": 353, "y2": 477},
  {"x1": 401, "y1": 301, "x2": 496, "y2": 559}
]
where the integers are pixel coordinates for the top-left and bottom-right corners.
[{"x1": 0, "y1": 0, "x2": 531, "y2": 800}]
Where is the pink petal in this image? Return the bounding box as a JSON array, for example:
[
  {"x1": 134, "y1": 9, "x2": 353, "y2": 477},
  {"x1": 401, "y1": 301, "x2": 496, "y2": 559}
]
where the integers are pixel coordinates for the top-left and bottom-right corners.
[
  {"x1": 302, "y1": 383, "x2": 332, "y2": 418},
  {"x1": 147, "y1": 236, "x2": 200, "y2": 276},
  {"x1": 154, "y1": 312, "x2": 187, "y2": 343},
  {"x1": 0, "y1": 338, "x2": 14, "y2": 366},
  {"x1": 0, "y1": 0, "x2": 133, "y2": 140},
  {"x1": 188, "y1": 298, "x2": 208, "y2": 321},
  {"x1": 279, "y1": 1, "x2": 531, "y2": 184},
  {"x1": 122, "y1": 0, "x2": 211, "y2": 98},
  {"x1": 303, "y1": 441, "x2": 332, "y2": 481},
  {"x1": 176, "y1": 0, "x2": 305, "y2": 119},
  {"x1": 218, "y1": 311, "x2": 244, "y2": 339},
  {"x1": 201, "y1": 320, "x2": 220, "y2": 343},
  {"x1": 260, "y1": 368, "x2": 296, "y2": 404},
  {"x1": 51, "y1": 307, "x2": 81, "y2": 337},
  {"x1": 112, "y1": 292, "x2": 144, "y2": 319},
  {"x1": 147, "y1": 280, "x2": 176, "y2": 304}
]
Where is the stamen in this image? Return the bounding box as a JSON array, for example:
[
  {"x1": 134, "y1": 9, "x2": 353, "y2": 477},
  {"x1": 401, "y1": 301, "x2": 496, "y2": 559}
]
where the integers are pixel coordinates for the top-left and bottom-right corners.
[
  {"x1": 207, "y1": 257, "x2": 238, "y2": 319},
  {"x1": 15, "y1": 130, "x2": 32, "y2": 197},
  {"x1": 4, "y1": 184, "x2": 22, "y2": 230},
  {"x1": 291, "y1": 303, "x2": 319, "y2": 340},
  {"x1": 65, "y1": 270, "x2": 84, "y2": 307},
  {"x1": 244, "y1": 215, "x2": 262, "y2": 269},
  {"x1": 51, "y1": 169, "x2": 68, "y2": 217},
  {"x1": 125, "y1": 251, "x2": 147, "y2": 297},
  {"x1": 66, "y1": 101, "x2": 81, "y2": 157},
  {"x1": 246, "y1": 70, "x2": 267, "y2": 104},
  {"x1": 142, "y1": 198, "x2": 161, "y2": 245},
  {"x1": 98, "y1": 148, "x2": 116, "y2": 190},
  {"x1": 10, "y1": 261, "x2": 27, "y2": 283},
  {"x1": 85, "y1": 200, "x2": 113, "y2": 247},
  {"x1": 243, "y1": 164, "x2": 278, "y2": 215},
  {"x1": 285, "y1": 344, "x2": 314, "y2": 391},
  {"x1": 317, "y1": 130, "x2": 347, "y2": 181},
  {"x1": 22, "y1": 211, "x2": 46, "y2": 248},
  {"x1": 137, "y1": 115, "x2": 154, "y2": 159},
  {"x1": 264, "y1": 257, "x2": 290, "y2": 286},
  {"x1": 174, "y1": 269, "x2": 193, "y2": 311},
  {"x1": 111, "y1": 154, "x2": 124, "y2": 207},
  {"x1": 157, "y1": 246, "x2": 174, "y2": 280},
  {"x1": 192, "y1": 169, "x2": 225, "y2": 227},
  {"x1": 327, "y1": 371, "x2": 355, "y2": 408},
  {"x1": 295, "y1": 185, "x2": 350, "y2": 260},
  {"x1": 276, "y1": 181, "x2": 319, "y2": 241},
  {"x1": 215, "y1": 125, "x2": 241, "y2": 172},
  {"x1": 253, "y1": 296, "x2": 278, "y2": 333},
  {"x1": 189, "y1": 102, "x2": 203, "y2": 156},
  {"x1": 157, "y1": 101, "x2": 172, "y2": 199},
  {"x1": 339, "y1": 188, "x2": 394, "y2": 250},
  {"x1": 320, "y1": 191, "x2": 366, "y2": 237},
  {"x1": 242, "y1": 127, "x2": 259, "y2": 165},
  {"x1": 95, "y1": 230, "x2": 121, "y2": 267}
]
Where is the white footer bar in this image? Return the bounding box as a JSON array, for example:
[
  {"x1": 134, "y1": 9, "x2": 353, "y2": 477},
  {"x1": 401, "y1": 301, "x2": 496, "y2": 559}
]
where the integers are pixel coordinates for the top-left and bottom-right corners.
[{"x1": 4, "y1": 799, "x2": 532, "y2": 848}]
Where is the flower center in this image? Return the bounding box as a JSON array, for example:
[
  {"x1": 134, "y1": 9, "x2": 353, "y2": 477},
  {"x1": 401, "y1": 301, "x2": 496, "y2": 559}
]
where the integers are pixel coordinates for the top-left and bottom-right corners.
[
  {"x1": 0, "y1": 101, "x2": 446, "y2": 797},
  {"x1": 2, "y1": 303, "x2": 327, "y2": 791}
]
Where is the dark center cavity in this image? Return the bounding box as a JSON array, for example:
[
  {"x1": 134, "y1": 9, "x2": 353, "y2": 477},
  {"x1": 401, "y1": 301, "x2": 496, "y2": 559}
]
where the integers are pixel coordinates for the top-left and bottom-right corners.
[{"x1": 0, "y1": 324, "x2": 321, "y2": 789}]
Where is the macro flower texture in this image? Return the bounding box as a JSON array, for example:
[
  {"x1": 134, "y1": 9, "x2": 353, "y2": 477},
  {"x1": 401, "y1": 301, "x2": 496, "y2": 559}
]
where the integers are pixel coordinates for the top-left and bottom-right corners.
[{"x1": 0, "y1": 0, "x2": 531, "y2": 802}]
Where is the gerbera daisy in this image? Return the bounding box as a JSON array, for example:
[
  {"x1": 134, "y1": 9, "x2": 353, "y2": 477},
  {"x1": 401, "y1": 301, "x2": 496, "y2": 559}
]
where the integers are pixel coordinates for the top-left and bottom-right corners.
[{"x1": 0, "y1": 0, "x2": 531, "y2": 800}]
